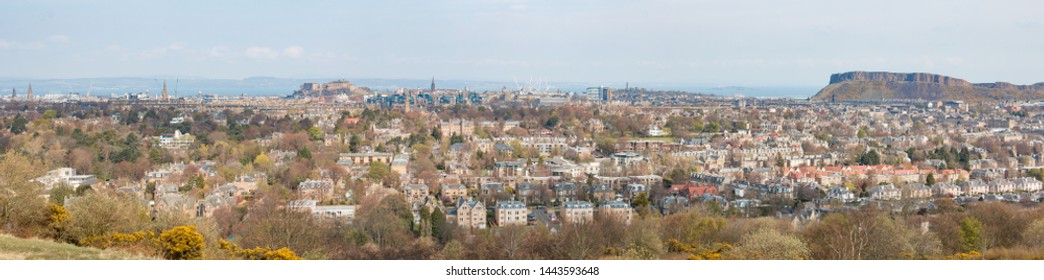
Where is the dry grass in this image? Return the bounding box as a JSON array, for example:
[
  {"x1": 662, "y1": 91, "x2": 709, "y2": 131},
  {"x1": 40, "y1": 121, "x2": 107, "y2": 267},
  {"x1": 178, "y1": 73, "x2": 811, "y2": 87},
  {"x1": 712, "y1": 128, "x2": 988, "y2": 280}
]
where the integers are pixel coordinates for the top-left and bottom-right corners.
[
  {"x1": 982, "y1": 247, "x2": 1044, "y2": 260},
  {"x1": 0, "y1": 235, "x2": 155, "y2": 260}
]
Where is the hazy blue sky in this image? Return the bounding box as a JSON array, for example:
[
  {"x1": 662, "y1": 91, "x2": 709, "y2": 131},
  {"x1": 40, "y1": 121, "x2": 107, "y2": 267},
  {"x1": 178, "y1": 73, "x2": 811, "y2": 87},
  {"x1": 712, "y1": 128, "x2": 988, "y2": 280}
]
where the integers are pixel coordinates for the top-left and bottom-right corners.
[{"x1": 2, "y1": 0, "x2": 1042, "y2": 86}]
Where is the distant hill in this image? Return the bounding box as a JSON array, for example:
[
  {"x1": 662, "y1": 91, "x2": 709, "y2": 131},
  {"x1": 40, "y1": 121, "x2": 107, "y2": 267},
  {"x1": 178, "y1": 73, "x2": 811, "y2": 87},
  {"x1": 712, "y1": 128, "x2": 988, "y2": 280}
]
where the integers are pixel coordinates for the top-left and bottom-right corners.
[
  {"x1": 0, "y1": 235, "x2": 151, "y2": 260},
  {"x1": 810, "y1": 71, "x2": 1044, "y2": 102}
]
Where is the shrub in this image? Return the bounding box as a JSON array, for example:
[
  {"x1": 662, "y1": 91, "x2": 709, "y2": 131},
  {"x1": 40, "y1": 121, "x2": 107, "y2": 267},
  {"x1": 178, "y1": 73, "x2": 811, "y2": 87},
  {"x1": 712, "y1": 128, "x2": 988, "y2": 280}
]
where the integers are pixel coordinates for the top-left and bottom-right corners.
[
  {"x1": 219, "y1": 240, "x2": 302, "y2": 260},
  {"x1": 46, "y1": 203, "x2": 70, "y2": 240},
  {"x1": 159, "y1": 226, "x2": 205, "y2": 260}
]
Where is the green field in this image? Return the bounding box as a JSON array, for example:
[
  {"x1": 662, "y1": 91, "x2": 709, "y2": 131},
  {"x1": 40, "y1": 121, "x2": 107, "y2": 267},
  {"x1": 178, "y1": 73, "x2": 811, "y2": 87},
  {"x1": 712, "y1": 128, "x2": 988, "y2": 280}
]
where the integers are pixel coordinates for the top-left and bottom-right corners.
[{"x1": 0, "y1": 235, "x2": 152, "y2": 260}]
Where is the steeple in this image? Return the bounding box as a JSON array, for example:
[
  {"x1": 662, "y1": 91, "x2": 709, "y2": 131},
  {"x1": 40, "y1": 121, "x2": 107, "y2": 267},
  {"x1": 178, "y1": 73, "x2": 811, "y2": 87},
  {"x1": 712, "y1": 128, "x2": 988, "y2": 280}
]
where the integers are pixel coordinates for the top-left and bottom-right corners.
[
  {"x1": 10, "y1": 88, "x2": 14, "y2": 100},
  {"x1": 27, "y1": 83, "x2": 33, "y2": 101},
  {"x1": 430, "y1": 77, "x2": 436, "y2": 92},
  {"x1": 162, "y1": 80, "x2": 169, "y2": 101}
]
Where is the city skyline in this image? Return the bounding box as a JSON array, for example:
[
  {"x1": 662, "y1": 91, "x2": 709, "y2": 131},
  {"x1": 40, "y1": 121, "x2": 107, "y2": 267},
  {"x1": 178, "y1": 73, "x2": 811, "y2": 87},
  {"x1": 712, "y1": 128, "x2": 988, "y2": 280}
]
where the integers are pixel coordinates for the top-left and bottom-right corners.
[{"x1": 2, "y1": 0, "x2": 1043, "y2": 86}]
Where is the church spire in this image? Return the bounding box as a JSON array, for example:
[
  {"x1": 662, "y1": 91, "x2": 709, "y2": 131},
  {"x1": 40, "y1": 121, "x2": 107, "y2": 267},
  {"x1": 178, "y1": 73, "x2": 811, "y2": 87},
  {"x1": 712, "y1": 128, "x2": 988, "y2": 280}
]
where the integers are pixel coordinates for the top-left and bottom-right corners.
[
  {"x1": 430, "y1": 76, "x2": 435, "y2": 92},
  {"x1": 27, "y1": 83, "x2": 33, "y2": 101},
  {"x1": 162, "y1": 80, "x2": 169, "y2": 101}
]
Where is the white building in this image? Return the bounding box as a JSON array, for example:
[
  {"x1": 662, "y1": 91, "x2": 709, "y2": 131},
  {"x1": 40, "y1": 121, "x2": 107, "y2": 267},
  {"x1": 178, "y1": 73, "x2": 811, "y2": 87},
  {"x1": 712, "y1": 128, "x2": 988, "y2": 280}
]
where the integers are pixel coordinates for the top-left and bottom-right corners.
[
  {"x1": 157, "y1": 130, "x2": 195, "y2": 150},
  {"x1": 826, "y1": 186, "x2": 855, "y2": 203},
  {"x1": 647, "y1": 125, "x2": 667, "y2": 137},
  {"x1": 1015, "y1": 177, "x2": 1043, "y2": 192},
  {"x1": 868, "y1": 184, "x2": 901, "y2": 200},
  {"x1": 289, "y1": 200, "x2": 357, "y2": 223},
  {"x1": 34, "y1": 168, "x2": 97, "y2": 190}
]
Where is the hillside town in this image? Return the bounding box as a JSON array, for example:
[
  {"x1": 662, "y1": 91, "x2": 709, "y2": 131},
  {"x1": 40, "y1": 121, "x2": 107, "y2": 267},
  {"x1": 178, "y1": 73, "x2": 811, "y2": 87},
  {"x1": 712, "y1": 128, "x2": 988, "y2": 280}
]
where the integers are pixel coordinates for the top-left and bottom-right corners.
[{"x1": 4, "y1": 80, "x2": 1044, "y2": 260}]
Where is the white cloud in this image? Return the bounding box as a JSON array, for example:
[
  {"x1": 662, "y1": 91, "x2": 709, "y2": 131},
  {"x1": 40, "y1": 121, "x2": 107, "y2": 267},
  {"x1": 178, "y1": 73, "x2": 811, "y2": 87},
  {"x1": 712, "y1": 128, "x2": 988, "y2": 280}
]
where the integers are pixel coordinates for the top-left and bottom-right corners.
[
  {"x1": 283, "y1": 45, "x2": 304, "y2": 58},
  {"x1": 48, "y1": 35, "x2": 70, "y2": 43},
  {"x1": 208, "y1": 46, "x2": 230, "y2": 58},
  {"x1": 134, "y1": 43, "x2": 187, "y2": 59},
  {"x1": 0, "y1": 39, "x2": 45, "y2": 50},
  {"x1": 245, "y1": 47, "x2": 279, "y2": 59}
]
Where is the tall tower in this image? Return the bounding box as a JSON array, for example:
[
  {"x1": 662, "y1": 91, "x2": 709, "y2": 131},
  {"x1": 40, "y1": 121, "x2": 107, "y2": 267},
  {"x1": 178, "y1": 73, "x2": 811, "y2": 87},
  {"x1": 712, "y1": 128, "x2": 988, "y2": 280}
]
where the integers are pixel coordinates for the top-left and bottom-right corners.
[
  {"x1": 404, "y1": 89, "x2": 411, "y2": 113},
  {"x1": 430, "y1": 77, "x2": 436, "y2": 92},
  {"x1": 162, "y1": 80, "x2": 169, "y2": 101},
  {"x1": 27, "y1": 83, "x2": 33, "y2": 101},
  {"x1": 10, "y1": 88, "x2": 14, "y2": 100}
]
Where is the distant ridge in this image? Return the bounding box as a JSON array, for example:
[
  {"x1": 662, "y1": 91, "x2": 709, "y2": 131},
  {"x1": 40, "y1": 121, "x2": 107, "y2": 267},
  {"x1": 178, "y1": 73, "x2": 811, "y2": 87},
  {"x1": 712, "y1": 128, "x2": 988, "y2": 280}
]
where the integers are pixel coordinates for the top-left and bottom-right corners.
[{"x1": 811, "y1": 71, "x2": 1044, "y2": 102}]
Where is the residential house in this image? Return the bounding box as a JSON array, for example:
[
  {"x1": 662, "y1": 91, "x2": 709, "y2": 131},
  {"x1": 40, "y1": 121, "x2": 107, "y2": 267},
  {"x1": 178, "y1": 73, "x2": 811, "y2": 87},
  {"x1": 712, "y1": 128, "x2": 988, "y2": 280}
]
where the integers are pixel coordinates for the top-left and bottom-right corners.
[
  {"x1": 456, "y1": 198, "x2": 486, "y2": 229},
  {"x1": 826, "y1": 186, "x2": 855, "y2": 203},
  {"x1": 902, "y1": 183, "x2": 933, "y2": 200},
  {"x1": 404, "y1": 183, "x2": 430, "y2": 205},
  {"x1": 560, "y1": 200, "x2": 594, "y2": 224},
  {"x1": 989, "y1": 179, "x2": 1016, "y2": 194},
  {"x1": 553, "y1": 182, "x2": 578, "y2": 202},
  {"x1": 297, "y1": 180, "x2": 334, "y2": 201},
  {"x1": 598, "y1": 200, "x2": 635, "y2": 225},
  {"x1": 391, "y1": 154, "x2": 410, "y2": 175},
  {"x1": 494, "y1": 160, "x2": 525, "y2": 178},
  {"x1": 337, "y1": 152, "x2": 394, "y2": 166},
  {"x1": 625, "y1": 183, "x2": 648, "y2": 198},
  {"x1": 441, "y1": 184, "x2": 468, "y2": 201},
  {"x1": 932, "y1": 183, "x2": 962, "y2": 197},
  {"x1": 868, "y1": 184, "x2": 901, "y2": 200},
  {"x1": 960, "y1": 180, "x2": 989, "y2": 196},
  {"x1": 661, "y1": 195, "x2": 690, "y2": 215},
  {"x1": 496, "y1": 200, "x2": 528, "y2": 227},
  {"x1": 1015, "y1": 177, "x2": 1043, "y2": 192},
  {"x1": 481, "y1": 182, "x2": 506, "y2": 196}
]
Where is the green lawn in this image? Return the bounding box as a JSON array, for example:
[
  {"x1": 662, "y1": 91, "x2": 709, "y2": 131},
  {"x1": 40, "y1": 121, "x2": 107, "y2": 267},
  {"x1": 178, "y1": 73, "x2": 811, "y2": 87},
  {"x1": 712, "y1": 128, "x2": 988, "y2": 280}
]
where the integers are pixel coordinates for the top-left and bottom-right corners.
[{"x1": 0, "y1": 235, "x2": 152, "y2": 260}]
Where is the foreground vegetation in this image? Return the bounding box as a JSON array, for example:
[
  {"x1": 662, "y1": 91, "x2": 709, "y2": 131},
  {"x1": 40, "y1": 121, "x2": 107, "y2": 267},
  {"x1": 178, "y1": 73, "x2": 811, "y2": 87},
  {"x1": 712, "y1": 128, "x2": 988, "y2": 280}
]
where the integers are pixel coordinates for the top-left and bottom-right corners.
[{"x1": 0, "y1": 234, "x2": 151, "y2": 260}]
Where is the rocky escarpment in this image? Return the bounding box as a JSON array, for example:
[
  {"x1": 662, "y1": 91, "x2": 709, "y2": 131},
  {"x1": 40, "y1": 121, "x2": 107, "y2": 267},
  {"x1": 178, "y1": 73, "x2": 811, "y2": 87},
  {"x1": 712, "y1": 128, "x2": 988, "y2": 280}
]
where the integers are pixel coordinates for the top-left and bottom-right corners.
[{"x1": 812, "y1": 71, "x2": 1044, "y2": 102}]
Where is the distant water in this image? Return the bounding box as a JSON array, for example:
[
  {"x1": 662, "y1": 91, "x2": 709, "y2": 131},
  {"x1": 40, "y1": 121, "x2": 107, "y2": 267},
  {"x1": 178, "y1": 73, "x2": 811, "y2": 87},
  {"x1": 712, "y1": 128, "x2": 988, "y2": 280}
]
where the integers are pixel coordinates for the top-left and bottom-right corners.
[
  {"x1": 679, "y1": 86, "x2": 820, "y2": 99},
  {"x1": 0, "y1": 77, "x2": 819, "y2": 99}
]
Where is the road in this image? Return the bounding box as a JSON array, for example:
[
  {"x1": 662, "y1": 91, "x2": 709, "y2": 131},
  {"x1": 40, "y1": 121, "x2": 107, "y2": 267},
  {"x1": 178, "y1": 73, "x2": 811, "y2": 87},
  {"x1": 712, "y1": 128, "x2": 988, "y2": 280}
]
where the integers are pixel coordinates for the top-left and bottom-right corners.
[
  {"x1": 530, "y1": 206, "x2": 560, "y2": 231},
  {"x1": 532, "y1": 206, "x2": 550, "y2": 225}
]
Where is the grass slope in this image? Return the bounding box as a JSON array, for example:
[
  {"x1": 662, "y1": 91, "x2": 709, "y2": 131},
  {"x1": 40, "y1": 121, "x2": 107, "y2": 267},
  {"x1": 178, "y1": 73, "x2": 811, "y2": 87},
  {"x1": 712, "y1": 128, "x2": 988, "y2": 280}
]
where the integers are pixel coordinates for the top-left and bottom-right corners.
[{"x1": 0, "y1": 235, "x2": 152, "y2": 260}]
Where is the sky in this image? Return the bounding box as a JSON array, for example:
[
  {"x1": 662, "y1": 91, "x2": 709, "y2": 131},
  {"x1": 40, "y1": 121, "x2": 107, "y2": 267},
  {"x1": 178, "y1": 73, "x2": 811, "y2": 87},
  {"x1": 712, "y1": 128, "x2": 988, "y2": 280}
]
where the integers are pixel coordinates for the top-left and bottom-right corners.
[{"x1": 1, "y1": 0, "x2": 1043, "y2": 87}]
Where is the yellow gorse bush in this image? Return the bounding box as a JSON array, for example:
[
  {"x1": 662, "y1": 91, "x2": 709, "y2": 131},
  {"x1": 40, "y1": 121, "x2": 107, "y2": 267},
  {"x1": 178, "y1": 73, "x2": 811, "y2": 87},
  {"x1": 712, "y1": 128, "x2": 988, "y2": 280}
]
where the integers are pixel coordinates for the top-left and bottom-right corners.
[
  {"x1": 158, "y1": 226, "x2": 205, "y2": 260},
  {"x1": 219, "y1": 240, "x2": 302, "y2": 260}
]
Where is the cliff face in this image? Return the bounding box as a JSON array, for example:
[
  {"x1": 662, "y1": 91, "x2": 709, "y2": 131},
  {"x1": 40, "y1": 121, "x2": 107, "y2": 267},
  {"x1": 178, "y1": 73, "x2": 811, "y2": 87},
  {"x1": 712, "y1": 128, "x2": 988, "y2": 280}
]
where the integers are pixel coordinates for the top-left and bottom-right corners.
[
  {"x1": 828, "y1": 72, "x2": 971, "y2": 86},
  {"x1": 812, "y1": 71, "x2": 1044, "y2": 102}
]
